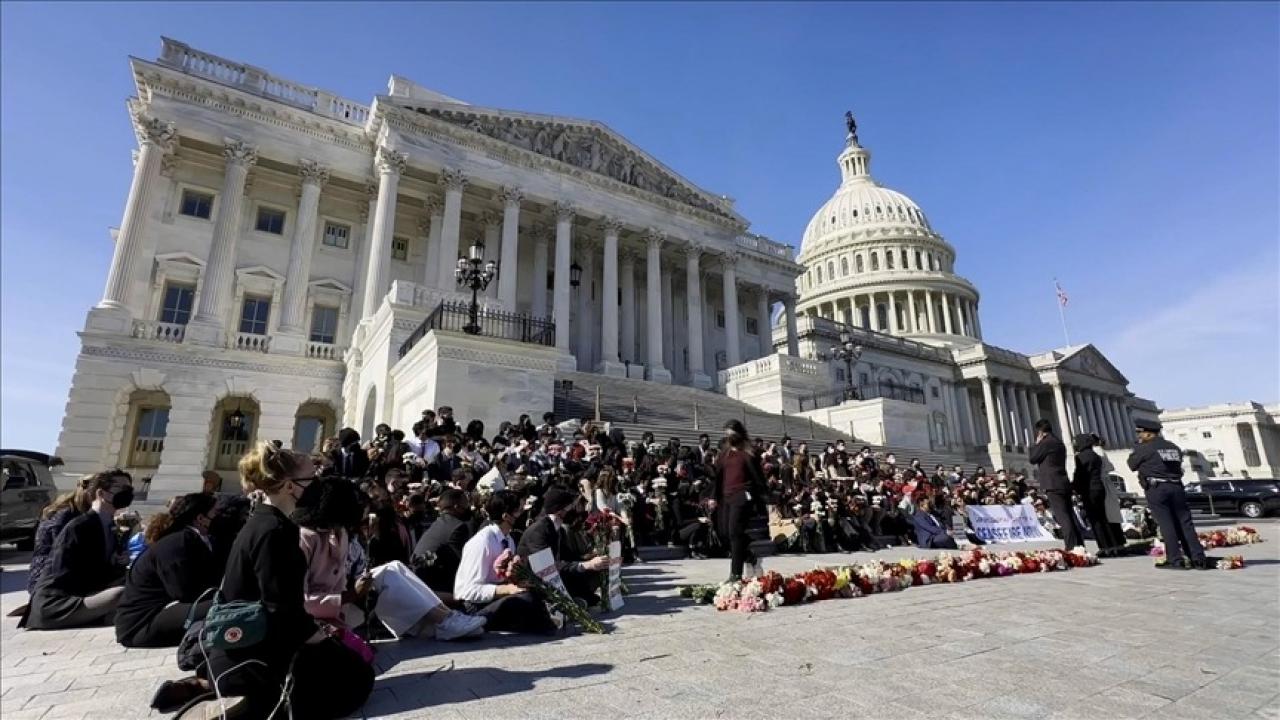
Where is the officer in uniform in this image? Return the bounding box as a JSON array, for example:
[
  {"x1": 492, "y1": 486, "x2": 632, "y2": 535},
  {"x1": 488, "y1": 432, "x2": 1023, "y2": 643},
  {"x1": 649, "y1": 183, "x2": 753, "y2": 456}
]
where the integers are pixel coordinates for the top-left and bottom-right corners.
[{"x1": 1126, "y1": 418, "x2": 1210, "y2": 569}]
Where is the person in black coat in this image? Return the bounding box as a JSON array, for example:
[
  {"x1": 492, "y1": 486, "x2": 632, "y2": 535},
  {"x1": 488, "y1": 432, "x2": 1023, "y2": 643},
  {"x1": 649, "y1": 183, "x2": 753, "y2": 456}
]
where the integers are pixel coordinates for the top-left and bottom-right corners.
[
  {"x1": 327, "y1": 427, "x2": 370, "y2": 479},
  {"x1": 412, "y1": 489, "x2": 474, "y2": 593},
  {"x1": 151, "y1": 444, "x2": 372, "y2": 718},
  {"x1": 1072, "y1": 434, "x2": 1126, "y2": 558},
  {"x1": 712, "y1": 420, "x2": 769, "y2": 582},
  {"x1": 1029, "y1": 419, "x2": 1083, "y2": 549},
  {"x1": 517, "y1": 487, "x2": 609, "y2": 604},
  {"x1": 116, "y1": 493, "x2": 221, "y2": 647},
  {"x1": 24, "y1": 470, "x2": 133, "y2": 630}
]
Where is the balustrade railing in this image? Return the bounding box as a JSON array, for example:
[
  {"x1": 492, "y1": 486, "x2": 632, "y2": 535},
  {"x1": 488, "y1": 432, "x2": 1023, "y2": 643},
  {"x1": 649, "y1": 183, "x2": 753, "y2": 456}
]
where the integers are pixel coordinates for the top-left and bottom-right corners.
[
  {"x1": 399, "y1": 301, "x2": 556, "y2": 358},
  {"x1": 234, "y1": 332, "x2": 271, "y2": 353},
  {"x1": 798, "y1": 382, "x2": 926, "y2": 412},
  {"x1": 132, "y1": 320, "x2": 186, "y2": 343},
  {"x1": 129, "y1": 436, "x2": 164, "y2": 468},
  {"x1": 306, "y1": 341, "x2": 343, "y2": 360},
  {"x1": 216, "y1": 440, "x2": 249, "y2": 470},
  {"x1": 736, "y1": 233, "x2": 794, "y2": 261},
  {"x1": 158, "y1": 38, "x2": 369, "y2": 126}
]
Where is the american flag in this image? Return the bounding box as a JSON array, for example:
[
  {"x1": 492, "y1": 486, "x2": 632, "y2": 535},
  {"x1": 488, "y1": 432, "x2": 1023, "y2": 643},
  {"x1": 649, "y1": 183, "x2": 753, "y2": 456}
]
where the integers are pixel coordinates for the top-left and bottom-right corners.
[{"x1": 1055, "y1": 280, "x2": 1069, "y2": 308}]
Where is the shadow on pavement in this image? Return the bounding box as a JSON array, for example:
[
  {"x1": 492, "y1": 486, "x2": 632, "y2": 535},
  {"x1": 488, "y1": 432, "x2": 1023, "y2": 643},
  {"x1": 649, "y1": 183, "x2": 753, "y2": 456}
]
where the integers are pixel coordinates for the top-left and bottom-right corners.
[{"x1": 375, "y1": 662, "x2": 613, "y2": 709}]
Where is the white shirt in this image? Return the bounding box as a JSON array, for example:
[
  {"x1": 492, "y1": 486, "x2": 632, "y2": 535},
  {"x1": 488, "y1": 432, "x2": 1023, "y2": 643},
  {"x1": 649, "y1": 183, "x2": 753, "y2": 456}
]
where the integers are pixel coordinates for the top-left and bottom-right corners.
[
  {"x1": 408, "y1": 437, "x2": 440, "y2": 464},
  {"x1": 454, "y1": 523, "x2": 514, "y2": 604}
]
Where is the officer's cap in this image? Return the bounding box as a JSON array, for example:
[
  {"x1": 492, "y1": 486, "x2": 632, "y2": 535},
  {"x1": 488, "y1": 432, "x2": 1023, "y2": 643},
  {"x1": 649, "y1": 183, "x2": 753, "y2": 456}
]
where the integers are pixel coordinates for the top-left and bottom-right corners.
[{"x1": 1133, "y1": 418, "x2": 1162, "y2": 433}]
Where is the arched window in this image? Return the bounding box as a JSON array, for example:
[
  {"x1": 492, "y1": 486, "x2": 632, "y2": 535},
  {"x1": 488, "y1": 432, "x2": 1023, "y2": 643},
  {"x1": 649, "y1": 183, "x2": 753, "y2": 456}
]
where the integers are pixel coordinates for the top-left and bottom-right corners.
[
  {"x1": 840, "y1": 257, "x2": 849, "y2": 276},
  {"x1": 827, "y1": 261, "x2": 835, "y2": 279},
  {"x1": 871, "y1": 253, "x2": 880, "y2": 271},
  {"x1": 855, "y1": 255, "x2": 865, "y2": 273},
  {"x1": 900, "y1": 250, "x2": 908, "y2": 267},
  {"x1": 852, "y1": 208, "x2": 858, "y2": 218},
  {"x1": 914, "y1": 249, "x2": 922, "y2": 269},
  {"x1": 927, "y1": 254, "x2": 936, "y2": 271},
  {"x1": 816, "y1": 265, "x2": 823, "y2": 283},
  {"x1": 886, "y1": 252, "x2": 895, "y2": 270}
]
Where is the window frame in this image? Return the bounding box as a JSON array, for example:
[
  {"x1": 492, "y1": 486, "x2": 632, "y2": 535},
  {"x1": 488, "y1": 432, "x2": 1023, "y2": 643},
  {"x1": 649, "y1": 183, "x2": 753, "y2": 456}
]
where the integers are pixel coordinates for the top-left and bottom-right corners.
[
  {"x1": 158, "y1": 282, "x2": 196, "y2": 325},
  {"x1": 391, "y1": 236, "x2": 409, "y2": 261},
  {"x1": 253, "y1": 205, "x2": 288, "y2": 236},
  {"x1": 178, "y1": 188, "x2": 215, "y2": 220},
  {"x1": 239, "y1": 295, "x2": 272, "y2": 335},
  {"x1": 321, "y1": 220, "x2": 351, "y2": 250},
  {"x1": 309, "y1": 305, "x2": 340, "y2": 344}
]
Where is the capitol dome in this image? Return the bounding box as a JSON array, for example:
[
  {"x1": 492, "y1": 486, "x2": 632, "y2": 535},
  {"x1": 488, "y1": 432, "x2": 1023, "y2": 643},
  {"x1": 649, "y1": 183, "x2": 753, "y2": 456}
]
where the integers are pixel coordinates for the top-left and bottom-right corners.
[{"x1": 794, "y1": 129, "x2": 982, "y2": 347}]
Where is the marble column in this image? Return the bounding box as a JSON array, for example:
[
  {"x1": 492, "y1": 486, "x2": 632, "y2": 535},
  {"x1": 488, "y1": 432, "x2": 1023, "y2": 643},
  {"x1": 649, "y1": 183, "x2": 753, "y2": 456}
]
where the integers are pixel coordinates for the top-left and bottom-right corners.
[
  {"x1": 482, "y1": 212, "x2": 501, "y2": 299},
  {"x1": 275, "y1": 160, "x2": 329, "y2": 350},
  {"x1": 1020, "y1": 387, "x2": 1037, "y2": 446},
  {"x1": 187, "y1": 139, "x2": 258, "y2": 345},
  {"x1": 552, "y1": 202, "x2": 575, "y2": 353},
  {"x1": 531, "y1": 225, "x2": 549, "y2": 318},
  {"x1": 997, "y1": 380, "x2": 1016, "y2": 447},
  {"x1": 354, "y1": 148, "x2": 406, "y2": 325},
  {"x1": 597, "y1": 218, "x2": 623, "y2": 376},
  {"x1": 496, "y1": 187, "x2": 523, "y2": 309},
  {"x1": 940, "y1": 293, "x2": 954, "y2": 334},
  {"x1": 620, "y1": 250, "x2": 637, "y2": 365},
  {"x1": 972, "y1": 301, "x2": 984, "y2": 340},
  {"x1": 721, "y1": 252, "x2": 741, "y2": 367},
  {"x1": 906, "y1": 290, "x2": 918, "y2": 334},
  {"x1": 96, "y1": 109, "x2": 176, "y2": 323},
  {"x1": 925, "y1": 290, "x2": 938, "y2": 333},
  {"x1": 351, "y1": 183, "x2": 377, "y2": 322},
  {"x1": 1051, "y1": 383, "x2": 1073, "y2": 441},
  {"x1": 684, "y1": 244, "x2": 709, "y2": 388},
  {"x1": 955, "y1": 383, "x2": 975, "y2": 447},
  {"x1": 644, "y1": 230, "x2": 670, "y2": 383},
  {"x1": 887, "y1": 291, "x2": 899, "y2": 334},
  {"x1": 420, "y1": 196, "x2": 443, "y2": 289},
  {"x1": 756, "y1": 286, "x2": 772, "y2": 358},
  {"x1": 784, "y1": 294, "x2": 800, "y2": 356},
  {"x1": 435, "y1": 168, "x2": 467, "y2": 290},
  {"x1": 980, "y1": 377, "x2": 1003, "y2": 449},
  {"x1": 661, "y1": 262, "x2": 675, "y2": 373},
  {"x1": 1108, "y1": 398, "x2": 1127, "y2": 445},
  {"x1": 1121, "y1": 403, "x2": 1136, "y2": 444},
  {"x1": 576, "y1": 238, "x2": 596, "y2": 369}
]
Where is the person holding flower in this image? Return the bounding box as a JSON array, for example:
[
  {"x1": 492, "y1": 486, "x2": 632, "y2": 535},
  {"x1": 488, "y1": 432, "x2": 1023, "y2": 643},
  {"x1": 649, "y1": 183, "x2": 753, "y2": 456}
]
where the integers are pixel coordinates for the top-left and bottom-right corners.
[{"x1": 455, "y1": 490, "x2": 557, "y2": 633}]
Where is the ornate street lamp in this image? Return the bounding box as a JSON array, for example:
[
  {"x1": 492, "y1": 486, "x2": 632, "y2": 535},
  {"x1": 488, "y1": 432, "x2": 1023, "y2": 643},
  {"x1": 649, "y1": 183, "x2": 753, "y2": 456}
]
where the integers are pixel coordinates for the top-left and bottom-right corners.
[
  {"x1": 569, "y1": 260, "x2": 583, "y2": 288},
  {"x1": 455, "y1": 238, "x2": 497, "y2": 335},
  {"x1": 829, "y1": 327, "x2": 864, "y2": 401}
]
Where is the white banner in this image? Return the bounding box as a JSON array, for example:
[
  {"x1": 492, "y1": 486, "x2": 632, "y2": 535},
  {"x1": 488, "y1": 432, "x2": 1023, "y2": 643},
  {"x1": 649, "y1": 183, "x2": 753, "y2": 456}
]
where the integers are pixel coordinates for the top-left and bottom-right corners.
[
  {"x1": 966, "y1": 504, "x2": 1054, "y2": 543},
  {"x1": 607, "y1": 540, "x2": 625, "y2": 611}
]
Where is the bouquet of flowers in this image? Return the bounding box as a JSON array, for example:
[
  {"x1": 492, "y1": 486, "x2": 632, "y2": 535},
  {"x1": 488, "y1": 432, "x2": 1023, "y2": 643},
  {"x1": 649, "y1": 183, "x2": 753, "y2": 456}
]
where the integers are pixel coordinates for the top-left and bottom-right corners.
[
  {"x1": 1201, "y1": 525, "x2": 1264, "y2": 548},
  {"x1": 1216, "y1": 555, "x2": 1245, "y2": 570},
  {"x1": 493, "y1": 549, "x2": 605, "y2": 633}
]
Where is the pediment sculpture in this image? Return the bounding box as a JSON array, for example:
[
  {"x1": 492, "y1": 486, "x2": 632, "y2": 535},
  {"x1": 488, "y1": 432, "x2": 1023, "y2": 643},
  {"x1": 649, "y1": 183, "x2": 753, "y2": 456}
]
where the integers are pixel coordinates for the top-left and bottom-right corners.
[{"x1": 413, "y1": 107, "x2": 732, "y2": 219}]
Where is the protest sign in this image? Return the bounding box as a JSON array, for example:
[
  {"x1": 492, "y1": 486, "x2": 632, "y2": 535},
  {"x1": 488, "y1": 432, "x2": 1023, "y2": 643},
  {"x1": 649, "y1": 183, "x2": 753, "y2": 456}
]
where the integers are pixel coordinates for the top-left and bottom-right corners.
[{"x1": 966, "y1": 504, "x2": 1054, "y2": 543}]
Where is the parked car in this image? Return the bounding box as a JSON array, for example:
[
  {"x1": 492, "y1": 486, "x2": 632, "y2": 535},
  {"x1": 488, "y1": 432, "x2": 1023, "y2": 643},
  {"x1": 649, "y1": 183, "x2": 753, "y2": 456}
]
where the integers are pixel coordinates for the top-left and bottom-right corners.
[
  {"x1": 0, "y1": 450, "x2": 62, "y2": 549},
  {"x1": 1185, "y1": 478, "x2": 1280, "y2": 519}
]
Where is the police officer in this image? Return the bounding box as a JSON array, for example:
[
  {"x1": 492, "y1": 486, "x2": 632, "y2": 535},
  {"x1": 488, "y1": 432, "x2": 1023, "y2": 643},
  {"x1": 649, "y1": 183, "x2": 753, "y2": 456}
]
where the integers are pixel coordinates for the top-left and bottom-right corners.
[{"x1": 1126, "y1": 418, "x2": 1210, "y2": 570}]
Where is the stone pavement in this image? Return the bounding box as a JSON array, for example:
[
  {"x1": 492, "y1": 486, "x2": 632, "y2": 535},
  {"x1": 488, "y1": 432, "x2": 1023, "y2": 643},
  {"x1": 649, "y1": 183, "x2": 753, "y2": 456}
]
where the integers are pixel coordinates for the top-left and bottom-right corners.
[{"x1": 2, "y1": 520, "x2": 1278, "y2": 720}]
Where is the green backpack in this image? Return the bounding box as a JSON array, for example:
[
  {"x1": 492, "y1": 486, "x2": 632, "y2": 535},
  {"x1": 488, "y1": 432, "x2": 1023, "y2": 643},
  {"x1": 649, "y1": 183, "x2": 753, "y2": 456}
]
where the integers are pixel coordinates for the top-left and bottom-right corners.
[{"x1": 188, "y1": 587, "x2": 268, "y2": 651}]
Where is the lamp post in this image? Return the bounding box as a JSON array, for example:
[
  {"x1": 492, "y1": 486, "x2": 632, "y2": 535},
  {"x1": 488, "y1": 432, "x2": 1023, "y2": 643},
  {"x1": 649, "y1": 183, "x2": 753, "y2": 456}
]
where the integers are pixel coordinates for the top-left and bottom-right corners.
[
  {"x1": 569, "y1": 260, "x2": 583, "y2": 289},
  {"x1": 829, "y1": 327, "x2": 863, "y2": 401},
  {"x1": 455, "y1": 237, "x2": 497, "y2": 335}
]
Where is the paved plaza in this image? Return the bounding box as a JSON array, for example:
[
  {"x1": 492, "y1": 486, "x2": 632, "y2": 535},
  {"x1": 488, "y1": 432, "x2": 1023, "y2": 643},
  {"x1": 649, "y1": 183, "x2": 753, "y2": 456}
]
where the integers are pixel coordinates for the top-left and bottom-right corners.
[{"x1": 2, "y1": 519, "x2": 1278, "y2": 720}]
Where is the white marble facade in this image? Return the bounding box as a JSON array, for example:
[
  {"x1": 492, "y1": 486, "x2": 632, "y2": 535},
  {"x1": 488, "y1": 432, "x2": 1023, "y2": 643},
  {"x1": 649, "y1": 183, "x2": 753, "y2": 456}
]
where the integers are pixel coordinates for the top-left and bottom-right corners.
[{"x1": 55, "y1": 38, "x2": 802, "y2": 500}]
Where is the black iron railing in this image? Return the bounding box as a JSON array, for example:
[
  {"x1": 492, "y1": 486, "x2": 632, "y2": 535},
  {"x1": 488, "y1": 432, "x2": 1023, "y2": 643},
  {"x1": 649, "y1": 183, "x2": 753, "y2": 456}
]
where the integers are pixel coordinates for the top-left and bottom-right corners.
[
  {"x1": 398, "y1": 301, "x2": 556, "y2": 358},
  {"x1": 798, "y1": 382, "x2": 926, "y2": 411}
]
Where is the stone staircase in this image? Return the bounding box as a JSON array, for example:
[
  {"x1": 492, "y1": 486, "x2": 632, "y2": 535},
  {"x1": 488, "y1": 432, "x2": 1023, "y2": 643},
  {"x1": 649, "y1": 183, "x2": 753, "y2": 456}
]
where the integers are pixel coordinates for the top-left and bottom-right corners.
[{"x1": 553, "y1": 372, "x2": 973, "y2": 468}]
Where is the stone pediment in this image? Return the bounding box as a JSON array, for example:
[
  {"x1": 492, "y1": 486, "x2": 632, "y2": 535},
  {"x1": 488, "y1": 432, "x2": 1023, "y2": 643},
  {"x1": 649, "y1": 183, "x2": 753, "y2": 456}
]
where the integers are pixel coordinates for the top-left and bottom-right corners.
[
  {"x1": 397, "y1": 100, "x2": 738, "y2": 221},
  {"x1": 1057, "y1": 345, "x2": 1129, "y2": 385}
]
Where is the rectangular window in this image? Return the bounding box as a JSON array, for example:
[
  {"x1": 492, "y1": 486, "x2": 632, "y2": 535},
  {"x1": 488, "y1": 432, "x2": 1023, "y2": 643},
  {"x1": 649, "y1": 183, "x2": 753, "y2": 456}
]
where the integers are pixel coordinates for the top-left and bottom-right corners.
[
  {"x1": 293, "y1": 417, "x2": 325, "y2": 455},
  {"x1": 931, "y1": 386, "x2": 940, "y2": 398},
  {"x1": 159, "y1": 283, "x2": 195, "y2": 325},
  {"x1": 239, "y1": 297, "x2": 271, "y2": 335},
  {"x1": 179, "y1": 189, "x2": 213, "y2": 219},
  {"x1": 322, "y1": 221, "x2": 350, "y2": 249},
  {"x1": 859, "y1": 372, "x2": 869, "y2": 386},
  {"x1": 746, "y1": 317, "x2": 758, "y2": 335},
  {"x1": 255, "y1": 207, "x2": 286, "y2": 235},
  {"x1": 716, "y1": 311, "x2": 725, "y2": 329},
  {"x1": 392, "y1": 236, "x2": 408, "y2": 261},
  {"x1": 309, "y1": 305, "x2": 339, "y2": 344},
  {"x1": 1202, "y1": 431, "x2": 1212, "y2": 439},
  {"x1": 130, "y1": 407, "x2": 169, "y2": 467}
]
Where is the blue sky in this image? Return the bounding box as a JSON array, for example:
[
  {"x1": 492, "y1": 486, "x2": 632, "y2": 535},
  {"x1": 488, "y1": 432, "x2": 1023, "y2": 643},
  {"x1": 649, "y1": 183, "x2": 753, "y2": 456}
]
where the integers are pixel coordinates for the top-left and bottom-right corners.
[{"x1": 2, "y1": 2, "x2": 1277, "y2": 452}]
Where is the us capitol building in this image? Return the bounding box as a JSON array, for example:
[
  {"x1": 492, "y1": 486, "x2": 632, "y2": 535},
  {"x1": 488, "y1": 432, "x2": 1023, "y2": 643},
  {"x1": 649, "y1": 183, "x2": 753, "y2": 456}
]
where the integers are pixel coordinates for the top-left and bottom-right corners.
[{"x1": 55, "y1": 38, "x2": 1162, "y2": 500}]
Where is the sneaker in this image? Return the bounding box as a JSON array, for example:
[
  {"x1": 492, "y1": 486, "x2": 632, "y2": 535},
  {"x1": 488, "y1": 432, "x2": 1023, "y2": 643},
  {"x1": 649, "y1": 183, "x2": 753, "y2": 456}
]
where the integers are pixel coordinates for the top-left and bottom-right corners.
[{"x1": 435, "y1": 611, "x2": 487, "y2": 641}]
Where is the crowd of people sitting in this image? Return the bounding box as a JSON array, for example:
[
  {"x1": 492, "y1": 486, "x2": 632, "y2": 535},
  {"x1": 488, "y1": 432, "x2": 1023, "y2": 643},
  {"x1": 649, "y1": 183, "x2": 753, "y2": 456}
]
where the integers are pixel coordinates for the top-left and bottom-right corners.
[{"x1": 10, "y1": 405, "x2": 1148, "y2": 718}]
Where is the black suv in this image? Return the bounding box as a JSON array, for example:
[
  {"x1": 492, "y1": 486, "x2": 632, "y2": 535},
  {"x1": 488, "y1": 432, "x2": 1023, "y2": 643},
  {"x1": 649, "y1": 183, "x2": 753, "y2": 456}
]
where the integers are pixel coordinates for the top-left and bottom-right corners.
[{"x1": 1185, "y1": 478, "x2": 1280, "y2": 519}]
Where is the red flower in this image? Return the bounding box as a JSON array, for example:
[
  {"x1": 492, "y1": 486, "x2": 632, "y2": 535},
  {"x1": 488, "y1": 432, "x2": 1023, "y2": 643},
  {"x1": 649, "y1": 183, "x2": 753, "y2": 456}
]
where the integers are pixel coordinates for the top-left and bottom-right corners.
[{"x1": 782, "y1": 579, "x2": 806, "y2": 605}]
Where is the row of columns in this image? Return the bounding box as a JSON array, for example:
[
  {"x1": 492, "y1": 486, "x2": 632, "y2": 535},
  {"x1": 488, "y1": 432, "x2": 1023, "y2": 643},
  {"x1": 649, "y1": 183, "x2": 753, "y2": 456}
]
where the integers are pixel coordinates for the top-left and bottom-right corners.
[
  {"x1": 816, "y1": 288, "x2": 981, "y2": 339},
  {"x1": 979, "y1": 377, "x2": 1040, "y2": 449},
  {"x1": 1054, "y1": 383, "x2": 1135, "y2": 446},
  {"x1": 970, "y1": 376, "x2": 1135, "y2": 453}
]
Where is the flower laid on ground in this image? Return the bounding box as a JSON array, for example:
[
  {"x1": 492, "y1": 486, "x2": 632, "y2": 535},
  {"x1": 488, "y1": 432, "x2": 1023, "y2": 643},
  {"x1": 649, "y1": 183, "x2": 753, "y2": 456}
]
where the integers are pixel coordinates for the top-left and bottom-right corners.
[
  {"x1": 495, "y1": 548, "x2": 606, "y2": 633},
  {"x1": 678, "y1": 547, "x2": 1100, "y2": 615},
  {"x1": 1216, "y1": 555, "x2": 1245, "y2": 570},
  {"x1": 1199, "y1": 525, "x2": 1263, "y2": 549}
]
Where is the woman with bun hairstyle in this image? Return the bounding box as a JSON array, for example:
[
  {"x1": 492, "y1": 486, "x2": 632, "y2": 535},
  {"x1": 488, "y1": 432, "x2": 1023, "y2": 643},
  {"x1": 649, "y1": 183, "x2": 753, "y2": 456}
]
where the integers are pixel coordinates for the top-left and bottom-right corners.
[
  {"x1": 115, "y1": 493, "x2": 221, "y2": 647},
  {"x1": 711, "y1": 420, "x2": 768, "y2": 583},
  {"x1": 150, "y1": 443, "x2": 373, "y2": 718}
]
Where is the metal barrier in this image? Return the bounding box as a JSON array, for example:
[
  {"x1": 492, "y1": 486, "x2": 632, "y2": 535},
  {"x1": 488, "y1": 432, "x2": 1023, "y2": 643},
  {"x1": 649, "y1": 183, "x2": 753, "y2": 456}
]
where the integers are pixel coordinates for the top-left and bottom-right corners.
[
  {"x1": 798, "y1": 382, "x2": 927, "y2": 412},
  {"x1": 399, "y1": 301, "x2": 556, "y2": 358}
]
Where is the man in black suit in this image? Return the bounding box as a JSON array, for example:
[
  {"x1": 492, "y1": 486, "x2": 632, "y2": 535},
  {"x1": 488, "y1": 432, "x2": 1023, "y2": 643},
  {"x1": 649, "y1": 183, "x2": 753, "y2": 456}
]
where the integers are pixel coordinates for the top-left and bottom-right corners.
[
  {"x1": 327, "y1": 427, "x2": 370, "y2": 479},
  {"x1": 517, "y1": 487, "x2": 609, "y2": 605},
  {"x1": 25, "y1": 471, "x2": 133, "y2": 629},
  {"x1": 412, "y1": 489, "x2": 475, "y2": 593},
  {"x1": 911, "y1": 497, "x2": 958, "y2": 549},
  {"x1": 1029, "y1": 419, "x2": 1082, "y2": 549}
]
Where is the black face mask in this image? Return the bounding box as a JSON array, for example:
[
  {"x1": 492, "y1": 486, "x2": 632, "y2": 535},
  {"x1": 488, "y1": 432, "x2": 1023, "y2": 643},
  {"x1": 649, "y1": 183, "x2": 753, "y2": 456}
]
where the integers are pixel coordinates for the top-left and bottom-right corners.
[
  {"x1": 290, "y1": 479, "x2": 330, "y2": 527},
  {"x1": 111, "y1": 486, "x2": 134, "y2": 509}
]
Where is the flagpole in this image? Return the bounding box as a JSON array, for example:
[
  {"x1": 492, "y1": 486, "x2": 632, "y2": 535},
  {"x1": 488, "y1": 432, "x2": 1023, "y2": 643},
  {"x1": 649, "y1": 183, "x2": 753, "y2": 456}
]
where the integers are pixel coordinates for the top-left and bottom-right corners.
[{"x1": 1054, "y1": 279, "x2": 1071, "y2": 347}]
